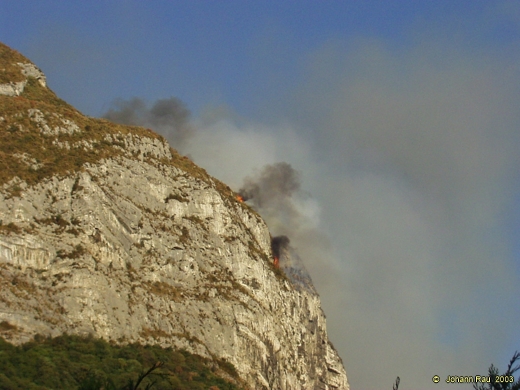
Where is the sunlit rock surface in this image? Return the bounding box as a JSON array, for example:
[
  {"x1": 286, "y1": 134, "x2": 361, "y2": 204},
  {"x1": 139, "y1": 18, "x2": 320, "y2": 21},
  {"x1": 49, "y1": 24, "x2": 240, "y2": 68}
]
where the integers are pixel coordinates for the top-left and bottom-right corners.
[{"x1": 0, "y1": 41, "x2": 349, "y2": 390}]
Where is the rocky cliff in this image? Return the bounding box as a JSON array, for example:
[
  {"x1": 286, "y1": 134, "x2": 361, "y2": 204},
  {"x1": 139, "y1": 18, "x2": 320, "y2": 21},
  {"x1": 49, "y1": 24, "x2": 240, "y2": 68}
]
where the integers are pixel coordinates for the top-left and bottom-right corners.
[{"x1": 0, "y1": 42, "x2": 349, "y2": 390}]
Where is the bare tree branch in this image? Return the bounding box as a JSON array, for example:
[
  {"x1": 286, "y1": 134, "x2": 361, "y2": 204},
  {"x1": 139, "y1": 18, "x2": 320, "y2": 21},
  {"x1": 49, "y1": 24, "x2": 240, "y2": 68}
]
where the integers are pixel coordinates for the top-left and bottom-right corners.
[
  {"x1": 393, "y1": 376, "x2": 400, "y2": 390},
  {"x1": 132, "y1": 361, "x2": 163, "y2": 390}
]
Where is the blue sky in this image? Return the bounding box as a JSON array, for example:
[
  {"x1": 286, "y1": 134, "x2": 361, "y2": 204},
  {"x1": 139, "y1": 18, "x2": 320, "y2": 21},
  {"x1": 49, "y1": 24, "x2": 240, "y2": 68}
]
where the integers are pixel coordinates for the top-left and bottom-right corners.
[
  {"x1": 2, "y1": 2, "x2": 520, "y2": 389},
  {"x1": 7, "y1": 1, "x2": 519, "y2": 119}
]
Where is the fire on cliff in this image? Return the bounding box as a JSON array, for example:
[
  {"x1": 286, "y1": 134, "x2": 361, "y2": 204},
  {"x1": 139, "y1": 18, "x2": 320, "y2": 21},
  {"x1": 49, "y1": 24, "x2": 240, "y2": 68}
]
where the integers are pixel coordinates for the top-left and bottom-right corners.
[{"x1": 271, "y1": 235, "x2": 290, "y2": 269}]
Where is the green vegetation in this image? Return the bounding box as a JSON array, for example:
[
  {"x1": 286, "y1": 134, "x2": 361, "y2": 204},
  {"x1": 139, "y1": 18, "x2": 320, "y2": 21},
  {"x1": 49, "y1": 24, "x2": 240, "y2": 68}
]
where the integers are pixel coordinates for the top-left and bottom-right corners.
[{"x1": 0, "y1": 334, "x2": 244, "y2": 390}]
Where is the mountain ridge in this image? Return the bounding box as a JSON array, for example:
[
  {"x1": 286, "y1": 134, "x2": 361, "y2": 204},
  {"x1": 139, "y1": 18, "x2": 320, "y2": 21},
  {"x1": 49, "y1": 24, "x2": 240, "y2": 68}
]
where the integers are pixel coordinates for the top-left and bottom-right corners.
[{"x1": 0, "y1": 42, "x2": 349, "y2": 390}]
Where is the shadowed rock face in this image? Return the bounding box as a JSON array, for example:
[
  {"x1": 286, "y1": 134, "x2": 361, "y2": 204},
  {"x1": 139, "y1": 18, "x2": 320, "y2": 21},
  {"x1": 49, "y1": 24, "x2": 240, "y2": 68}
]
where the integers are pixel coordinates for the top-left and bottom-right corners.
[{"x1": 0, "y1": 42, "x2": 349, "y2": 390}]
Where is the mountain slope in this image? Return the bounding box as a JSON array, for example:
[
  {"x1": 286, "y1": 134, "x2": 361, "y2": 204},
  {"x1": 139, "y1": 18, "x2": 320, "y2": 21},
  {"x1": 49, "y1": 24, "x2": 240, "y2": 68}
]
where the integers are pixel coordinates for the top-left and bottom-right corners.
[{"x1": 0, "y1": 42, "x2": 349, "y2": 390}]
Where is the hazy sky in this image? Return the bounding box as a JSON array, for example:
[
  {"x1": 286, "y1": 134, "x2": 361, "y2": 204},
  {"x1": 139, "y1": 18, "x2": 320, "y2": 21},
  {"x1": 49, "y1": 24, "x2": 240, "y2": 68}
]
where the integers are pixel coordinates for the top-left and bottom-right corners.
[{"x1": 3, "y1": 2, "x2": 520, "y2": 389}]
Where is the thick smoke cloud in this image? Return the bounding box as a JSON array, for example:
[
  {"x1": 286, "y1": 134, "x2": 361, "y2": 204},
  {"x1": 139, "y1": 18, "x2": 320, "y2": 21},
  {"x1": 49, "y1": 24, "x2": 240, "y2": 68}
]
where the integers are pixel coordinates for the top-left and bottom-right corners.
[
  {"x1": 182, "y1": 39, "x2": 520, "y2": 390},
  {"x1": 232, "y1": 160, "x2": 321, "y2": 243},
  {"x1": 13, "y1": 3, "x2": 520, "y2": 390},
  {"x1": 287, "y1": 40, "x2": 520, "y2": 389},
  {"x1": 237, "y1": 161, "x2": 323, "y2": 291},
  {"x1": 103, "y1": 97, "x2": 194, "y2": 150},
  {"x1": 270, "y1": 235, "x2": 290, "y2": 260},
  {"x1": 99, "y1": 35, "x2": 520, "y2": 390},
  {"x1": 239, "y1": 162, "x2": 300, "y2": 207}
]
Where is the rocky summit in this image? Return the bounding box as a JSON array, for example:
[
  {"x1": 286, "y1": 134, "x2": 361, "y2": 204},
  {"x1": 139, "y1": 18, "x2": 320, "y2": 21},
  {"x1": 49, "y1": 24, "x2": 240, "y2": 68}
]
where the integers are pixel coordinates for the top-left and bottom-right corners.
[{"x1": 0, "y1": 42, "x2": 349, "y2": 389}]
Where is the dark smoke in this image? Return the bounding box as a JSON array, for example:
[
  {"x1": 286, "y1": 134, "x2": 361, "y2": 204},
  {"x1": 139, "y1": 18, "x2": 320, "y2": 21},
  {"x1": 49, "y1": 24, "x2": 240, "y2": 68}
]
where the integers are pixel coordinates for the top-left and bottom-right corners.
[
  {"x1": 271, "y1": 235, "x2": 290, "y2": 259},
  {"x1": 239, "y1": 162, "x2": 300, "y2": 207},
  {"x1": 103, "y1": 97, "x2": 146, "y2": 125},
  {"x1": 103, "y1": 97, "x2": 194, "y2": 150},
  {"x1": 270, "y1": 235, "x2": 317, "y2": 294}
]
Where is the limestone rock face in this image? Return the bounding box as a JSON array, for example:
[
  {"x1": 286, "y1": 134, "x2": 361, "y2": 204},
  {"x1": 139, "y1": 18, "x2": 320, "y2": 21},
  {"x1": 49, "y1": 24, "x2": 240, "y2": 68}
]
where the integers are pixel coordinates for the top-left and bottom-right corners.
[
  {"x1": 0, "y1": 42, "x2": 349, "y2": 390},
  {"x1": 0, "y1": 62, "x2": 46, "y2": 96}
]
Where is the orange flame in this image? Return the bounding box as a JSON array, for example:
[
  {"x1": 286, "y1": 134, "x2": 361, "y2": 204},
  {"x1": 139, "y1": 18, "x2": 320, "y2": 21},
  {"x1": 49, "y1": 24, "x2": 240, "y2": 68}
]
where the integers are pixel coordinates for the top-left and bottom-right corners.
[
  {"x1": 236, "y1": 194, "x2": 244, "y2": 202},
  {"x1": 273, "y1": 256, "x2": 279, "y2": 268}
]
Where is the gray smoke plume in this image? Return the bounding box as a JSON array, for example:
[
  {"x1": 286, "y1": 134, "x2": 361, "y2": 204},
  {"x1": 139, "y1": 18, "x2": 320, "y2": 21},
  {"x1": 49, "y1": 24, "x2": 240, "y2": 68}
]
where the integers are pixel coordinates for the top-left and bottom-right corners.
[
  {"x1": 237, "y1": 161, "x2": 312, "y2": 242},
  {"x1": 271, "y1": 235, "x2": 290, "y2": 259},
  {"x1": 271, "y1": 235, "x2": 317, "y2": 294},
  {"x1": 103, "y1": 97, "x2": 194, "y2": 150},
  {"x1": 239, "y1": 162, "x2": 323, "y2": 294},
  {"x1": 239, "y1": 162, "x2": 300, "y2": 207}
]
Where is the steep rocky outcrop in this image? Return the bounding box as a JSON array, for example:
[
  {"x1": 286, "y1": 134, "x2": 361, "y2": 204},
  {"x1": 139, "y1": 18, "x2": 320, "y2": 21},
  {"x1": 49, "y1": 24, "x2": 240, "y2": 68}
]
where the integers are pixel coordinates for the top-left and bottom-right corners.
[{"x1": 0, "y1": 42, "x2": 349, "y2": 390}]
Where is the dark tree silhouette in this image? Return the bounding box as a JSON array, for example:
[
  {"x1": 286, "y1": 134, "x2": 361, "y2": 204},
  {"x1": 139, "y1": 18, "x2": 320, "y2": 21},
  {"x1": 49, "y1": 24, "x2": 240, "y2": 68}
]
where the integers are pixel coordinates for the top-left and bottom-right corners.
[
  {"x1": 474, "y1": 351, "x2": 520, "y2": 390},
  {"x1": 128, "y1": 361, "x2": 163, "y2": 390}
]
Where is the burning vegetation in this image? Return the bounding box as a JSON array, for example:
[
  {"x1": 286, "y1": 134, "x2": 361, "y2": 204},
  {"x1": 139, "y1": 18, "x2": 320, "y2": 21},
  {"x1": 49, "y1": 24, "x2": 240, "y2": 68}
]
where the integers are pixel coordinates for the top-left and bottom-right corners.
[
  {"x1": 236, "y1": 163, "x2": 309, "y2": 278},
  {"x1": 271, "y1": 235, "x2": 290, "y2": 269}
]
